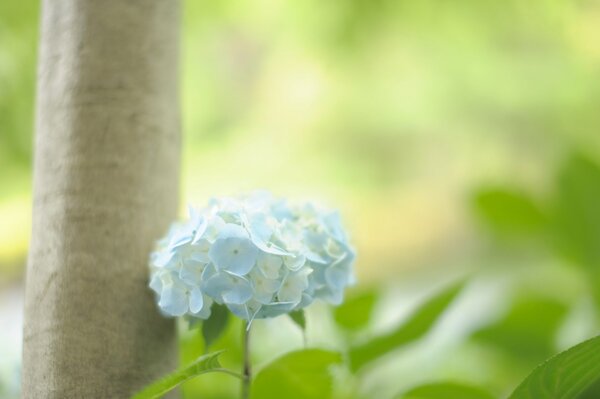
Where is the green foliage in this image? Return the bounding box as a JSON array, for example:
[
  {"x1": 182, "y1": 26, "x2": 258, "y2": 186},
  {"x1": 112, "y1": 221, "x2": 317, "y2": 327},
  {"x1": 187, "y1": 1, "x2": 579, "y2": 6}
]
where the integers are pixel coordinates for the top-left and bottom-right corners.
[
  {"x1": 0, "y1": 0, "x2": 38, "y2": 169},
  {"x1": 179, "y1": 317, "x2": 244, "y2": 398},
  {"x1": 509, "y1": 335, "x2": 600, "y2": 399},
  {"x1": 289, "y1": 309, "x2": 306, "y2": 331},
  {"x1": 472, "y1": 296, "x2": 568, "y2": 362},
  {"x1": 250, "y1": 349, "x2": 342, "y2": 399},
  {"x1": 472, "y1": 187, "x2": 547, "y2": 238},
  {"x1": 132, "y1": 351, "x2": 241, "y2": 399},
  {"x1": 473, "y1": 152, "x2": 600, "y2": 309},
  {"x1": 399, "y1": 382, "x2": 496, "y2": 399},
  {"x1": 202, "y1": 304, "x2": 230, "y2": 351},
  {"x1": 348, "y1": 281, "x2": 463, "y2": 372},
  {"x1": 334, "y1": 288, "x2": 378, "y2": 330},
  {"x1": 473, "y1": 152, "x2": 600, "y2": 273},
  {"x1": 553, "y1": 153, "x2": 600, "y2": 269}
]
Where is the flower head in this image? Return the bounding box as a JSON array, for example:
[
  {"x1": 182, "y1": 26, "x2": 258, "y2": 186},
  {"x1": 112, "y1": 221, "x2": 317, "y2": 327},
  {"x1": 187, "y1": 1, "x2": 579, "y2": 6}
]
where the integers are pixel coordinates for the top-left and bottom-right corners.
[{"x1": 149, "y1": 191, "x2": 355, "y2": 321}]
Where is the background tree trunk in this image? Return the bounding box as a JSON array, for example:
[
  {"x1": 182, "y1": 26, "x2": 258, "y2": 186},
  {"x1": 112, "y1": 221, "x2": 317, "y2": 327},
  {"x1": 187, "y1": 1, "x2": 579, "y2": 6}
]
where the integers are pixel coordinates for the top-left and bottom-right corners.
[{"x1": 22, "y1": 1, "x2": 181, "y2": 397}]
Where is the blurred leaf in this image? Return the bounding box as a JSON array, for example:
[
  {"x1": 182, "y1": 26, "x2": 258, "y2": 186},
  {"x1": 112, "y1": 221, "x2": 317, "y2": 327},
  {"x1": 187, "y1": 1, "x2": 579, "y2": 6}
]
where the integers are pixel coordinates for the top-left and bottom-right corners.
[
  {"x1": 131, "y1": 351, "x2": 241, "y2": 399},
  {"x1": 399, "y1": 381, "x2": 496, "y2": 399},
  {"x1": 289, "y1": 310, "x2": 306, "y2": 331},
  {"x1": 509, "y1": 335, "x2": 600, "y2": 399},
  {"x1": 250, "y1": 349, "x2": 342, "y2": 399},
  {"x1": 178, "y1": 317, "x2": 244, "y2": 398},
  {"x1": 202, "y1": 303, "x2": 230, "y2": 351},
  {"x1": 334, "y1": 289, "x2": 378, "y2": 330},
  {"x1": 179, "y1": 324, "x2": 204, "y2": 365},
  {"x1": 348, "y1": 281, "x2": 464, "y2": 372},
  {"x1": 472, "y1": 296, "x2": 567, "y2": 362},
  {"x1": 553, "y1": 153, "x2": 600, "y2": 268},
  {"x1": 472, "y1": 187, "x2": 547, "y2": 237}
]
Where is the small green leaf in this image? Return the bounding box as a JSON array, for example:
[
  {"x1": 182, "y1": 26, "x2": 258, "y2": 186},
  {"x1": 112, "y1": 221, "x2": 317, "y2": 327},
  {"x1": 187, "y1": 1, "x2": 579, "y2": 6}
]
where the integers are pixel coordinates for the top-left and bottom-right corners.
[
  {"x1": 334, "y1": 289, "x2": 377, "y2": 330},
  {"x1": 289, "y1": 310, "x2": 306, "y2": 331},
  {"x1": 202, "y1": 303, "x2": 230, "y2": 351},
  {"x1": 509, "y1": 335, "x2": 600, "y2": 399},
  {"x1": 472, "y1": 187, "x2": 547, "y2": 237},
  {"x1": 251, "y1": 349, "x2": 342, "y2": 399},
  {"x1": 348, "y1": 281, "x2": 463, "y2": 372},
  {"x1": 400, "y1": 382, "x2": 496, "y2": 399},
  {"x1": 131, "y1": 351, "x2": 241, "y2": 399}
]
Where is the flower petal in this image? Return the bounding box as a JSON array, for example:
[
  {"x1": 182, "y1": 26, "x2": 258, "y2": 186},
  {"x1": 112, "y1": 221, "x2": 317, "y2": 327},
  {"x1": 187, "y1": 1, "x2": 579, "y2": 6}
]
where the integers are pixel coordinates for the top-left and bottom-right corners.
[
  {"x1": 209, "y1": 236, "x2": 258, "y2": 275},
  {"x1": 189, "y1": 287, "x2": 205, "y2": 313}
]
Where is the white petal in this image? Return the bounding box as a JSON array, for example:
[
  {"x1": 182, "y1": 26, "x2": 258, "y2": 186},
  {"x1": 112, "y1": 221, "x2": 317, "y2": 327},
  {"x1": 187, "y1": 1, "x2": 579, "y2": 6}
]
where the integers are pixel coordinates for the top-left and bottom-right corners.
[{"x1": 189, "y1": 288, "x2": 204, "y2": 313}]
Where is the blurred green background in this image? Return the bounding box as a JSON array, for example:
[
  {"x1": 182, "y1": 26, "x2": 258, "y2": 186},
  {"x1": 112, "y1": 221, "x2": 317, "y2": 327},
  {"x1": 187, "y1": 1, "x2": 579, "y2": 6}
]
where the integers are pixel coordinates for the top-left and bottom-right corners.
[{"x1": 2, "y1": 1, "x2": 600, "y2": 398}]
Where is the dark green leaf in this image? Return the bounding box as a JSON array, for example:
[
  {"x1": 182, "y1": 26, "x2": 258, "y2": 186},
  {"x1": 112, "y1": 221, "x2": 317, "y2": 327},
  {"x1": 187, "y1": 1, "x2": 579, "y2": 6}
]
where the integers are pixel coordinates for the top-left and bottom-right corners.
[
  {"x1": 348, "y1": 281, "x2": 463, "y2": 372},
  {"x1": 472, "y1": 296, "x2": 568, "y2": 363},
  {"x1": 131, "y1": 351, "x2": 242, "y2": 399},
  {"x1": 472, "y1": 187, "x2": 547, "y2": 237},
  {"x1": 202, "y1": 303, "x2": 230, "y2": 351},
  {"x1": 580, "y1": 378, "x2": 600, "y2": 399},
  {"x1": 509, "y1": 335, "x2": 600, "y2": 399},
  {"x1": 289, "y1": 310, "x2": 306, "y2": 331},
  {"x1": 400, "y1": 382, "x2": 496, "y2": 399},
  {"x1": 334, "y1": 289, "x2": 377, "y2": 330},
  {"x1": 250, "y1": 349, "x2": 342, "y2": 399}
]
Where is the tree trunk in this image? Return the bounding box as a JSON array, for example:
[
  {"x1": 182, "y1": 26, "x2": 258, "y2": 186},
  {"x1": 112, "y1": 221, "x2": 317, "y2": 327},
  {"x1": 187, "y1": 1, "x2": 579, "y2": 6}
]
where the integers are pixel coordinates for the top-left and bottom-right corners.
[{"x1": 22, "y1": 1, "x2": 181, "y2": 397}]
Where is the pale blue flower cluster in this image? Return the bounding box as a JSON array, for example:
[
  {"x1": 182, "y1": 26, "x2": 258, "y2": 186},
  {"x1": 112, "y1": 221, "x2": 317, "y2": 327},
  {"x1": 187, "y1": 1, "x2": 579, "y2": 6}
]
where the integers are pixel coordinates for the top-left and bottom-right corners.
[{"x1": 149, "y1": 192, "x2": 355, "y2": 321}]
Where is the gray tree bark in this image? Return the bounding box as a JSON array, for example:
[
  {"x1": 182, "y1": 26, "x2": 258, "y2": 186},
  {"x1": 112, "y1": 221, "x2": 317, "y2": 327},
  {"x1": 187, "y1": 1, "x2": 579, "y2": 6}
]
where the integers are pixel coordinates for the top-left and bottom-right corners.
[{"x1": 22, "y1": 1, "x2": 181, "y2": 397}]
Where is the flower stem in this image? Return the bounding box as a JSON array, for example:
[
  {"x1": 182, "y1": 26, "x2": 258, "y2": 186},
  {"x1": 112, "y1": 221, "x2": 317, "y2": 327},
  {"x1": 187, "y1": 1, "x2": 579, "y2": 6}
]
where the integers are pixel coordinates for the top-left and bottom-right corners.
[{"x1": 241, "y1": 321, "x2": 251, "y2": 399}]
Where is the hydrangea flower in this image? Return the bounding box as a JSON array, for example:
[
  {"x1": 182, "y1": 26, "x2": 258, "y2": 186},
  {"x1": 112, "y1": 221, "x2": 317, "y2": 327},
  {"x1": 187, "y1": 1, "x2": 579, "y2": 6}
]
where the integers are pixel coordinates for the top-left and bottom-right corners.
[{"x1": 149, "y1": 191, "x2": 356, "y2": 322}]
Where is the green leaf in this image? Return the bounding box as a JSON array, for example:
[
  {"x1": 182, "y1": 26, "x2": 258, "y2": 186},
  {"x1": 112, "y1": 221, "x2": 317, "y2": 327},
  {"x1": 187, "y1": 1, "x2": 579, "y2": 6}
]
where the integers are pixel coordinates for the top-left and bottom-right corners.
[
  {"x1": 334, "y1": 289, "x2": 377, "y2": 330},
  {"x1": 348, "y1": 281, "x2": 463, "y2": 372},
  {"x1": 472, "y1": 187, "x2": 547, "y2": 237},
  {"x1": 580, "y1": 378, "x2": 600, "y2": 399},
  {"x1": 202, "y1": 303, "x2": 230, "y2": 351},
  {"x1": 509, "y1": 335, "x2": 600, "y2": 399},
  {"x1": 551, "y1": 153, "x2": 600, "y2": 310},
  {"x1": 472, "y1": 296, "x2": 568, "y2": 363},
  {"x1": 400, "y1": 382, "x2": 496, "y2": 399},
  {"x1": 553, "y1": 153, "x2": 600, "y2": 268},
  {"x1": 131, "y1": 351, "x2": 241, "y2": 399},
  {"x1": 289, "y1": 309, "x2": 306, "y2": 331},
  {"x1": 250, "y1": 349, "x2": 342, "y2": 399}
]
